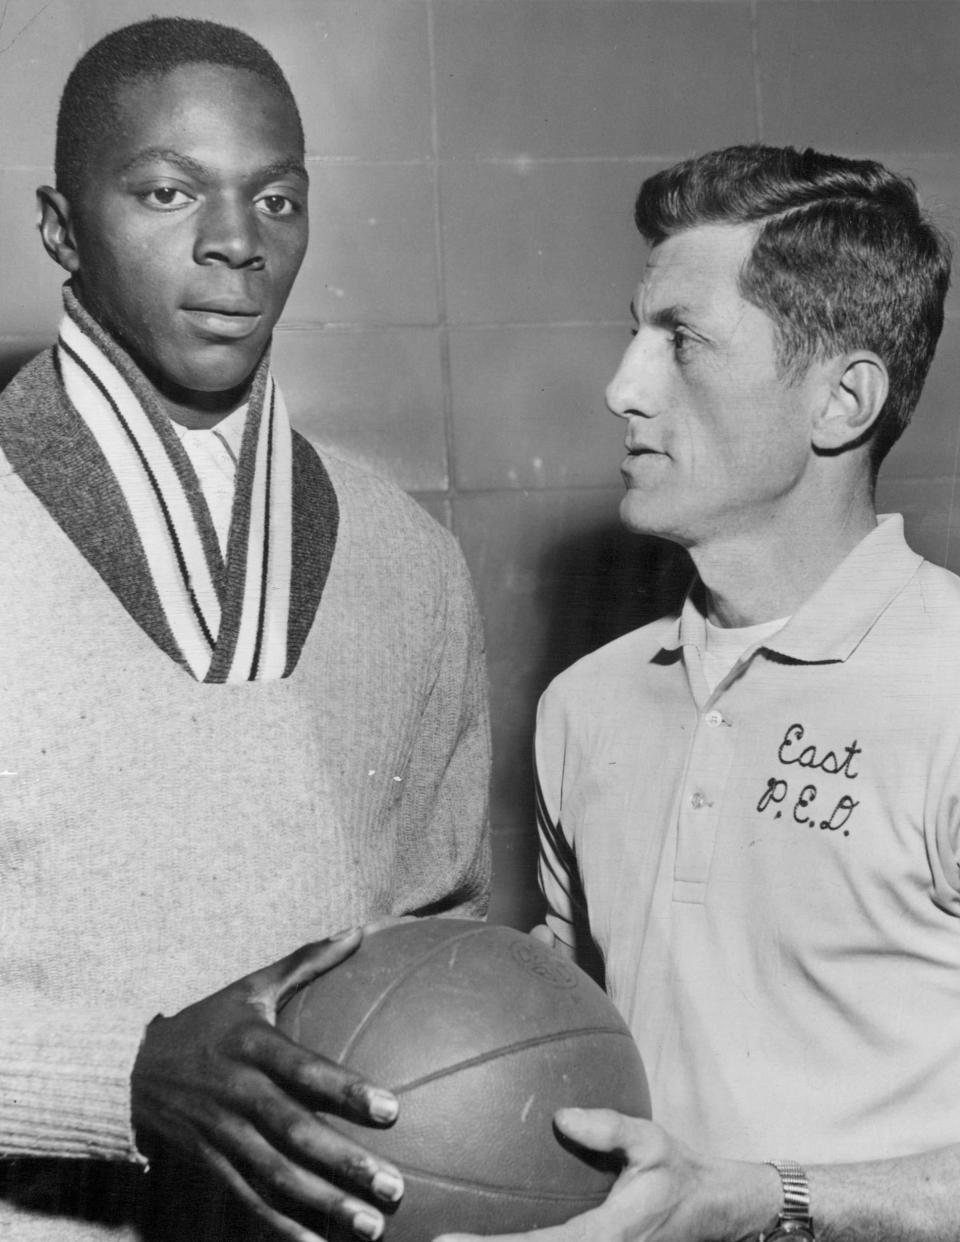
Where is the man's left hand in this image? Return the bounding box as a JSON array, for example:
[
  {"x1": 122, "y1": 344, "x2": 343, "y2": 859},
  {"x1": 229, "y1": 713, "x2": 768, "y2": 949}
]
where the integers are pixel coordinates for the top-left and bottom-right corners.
[{"x1": 433, "y1": 1108, "x2": 779, "y2": 1242}]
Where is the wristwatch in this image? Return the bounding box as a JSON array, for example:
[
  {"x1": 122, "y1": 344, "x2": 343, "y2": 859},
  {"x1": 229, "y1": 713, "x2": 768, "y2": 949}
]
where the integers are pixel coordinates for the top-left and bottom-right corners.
[{"x1": 758, "y1": 1160, "x2": 815, "y2": 1242}]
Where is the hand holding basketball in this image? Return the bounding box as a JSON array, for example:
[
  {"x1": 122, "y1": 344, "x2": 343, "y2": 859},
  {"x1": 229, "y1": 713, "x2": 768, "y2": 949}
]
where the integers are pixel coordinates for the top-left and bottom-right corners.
[
  {"x1": 279, "y1": 918, "x2": 651, "y2": 1240},
  {"x1": 434, "y1": 1110, "x2": 780, "y2": 1242},
  {"x1": 131, "y1": 929, "x2": 405, "y2": 1242}
]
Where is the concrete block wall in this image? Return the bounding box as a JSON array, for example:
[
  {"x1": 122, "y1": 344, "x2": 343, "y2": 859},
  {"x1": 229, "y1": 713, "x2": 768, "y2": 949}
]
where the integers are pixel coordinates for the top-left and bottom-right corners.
[{"x1": 2, "y1": 0, "x2": 958, "y2": 929}]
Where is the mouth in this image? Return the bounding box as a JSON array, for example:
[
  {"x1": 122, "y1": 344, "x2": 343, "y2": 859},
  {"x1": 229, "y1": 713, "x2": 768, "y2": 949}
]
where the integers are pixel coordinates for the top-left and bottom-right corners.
[
  {"x1": 621, "y1": 446, "x2": 667, "y2": 479},
  {"x1": 181, "y1": 305, "x2": 263, "y2": 340}
]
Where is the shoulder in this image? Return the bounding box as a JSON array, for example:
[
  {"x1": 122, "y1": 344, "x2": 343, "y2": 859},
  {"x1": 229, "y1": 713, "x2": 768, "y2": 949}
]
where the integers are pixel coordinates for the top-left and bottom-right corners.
[
  {"x1": 541, "y1": 613, "x2": 680, "y2": 715},
  {"x1": 896, "y1": 559, "x2": 960, "y2": 686},
  {"x1": 885, "y1": 556, "x2": 960, "y2": 649},
  {"x1": 0, "y1": 347, "x2": 59, "y2": 417},
  {"x1": 914, "y1": 557, "x2": 960, "y2": 612},
  {"x1": 0, "y1": 347, "x2": 60, "y2": 477},
  {"x1": 317, "y1": 445, "x2": 438, "y2": 526},
  {"x1": 0, "y1": 346, "x2": 57, "y2": 402},
  {"x1": 308, "y1": 441, "x2": 473, "y2": 590}
]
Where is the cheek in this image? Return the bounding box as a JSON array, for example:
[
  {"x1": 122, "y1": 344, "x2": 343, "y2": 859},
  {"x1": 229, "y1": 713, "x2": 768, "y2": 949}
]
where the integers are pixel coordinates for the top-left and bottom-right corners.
[
  {"x1": 103, "y1": 273, "x2": 165, "y2": 335},
  {"x1": 272, "y1": 234, "x2": 308, "y2": 300},
  {"x1": 733, "y1": 388, "x2": 809, "y2": 479},
  {"x1": 672, "y1": 378, "x2": 745, "y2": 465},
  {"x1": 81, "y1": 263, "x2": 178, "y2": 363}
]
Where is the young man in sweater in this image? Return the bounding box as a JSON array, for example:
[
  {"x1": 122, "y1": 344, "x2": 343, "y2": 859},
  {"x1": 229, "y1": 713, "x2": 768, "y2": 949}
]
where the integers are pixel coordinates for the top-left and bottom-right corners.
[
  {"x1": 0, "y1": 17, "x2": 490, "y2": 1242},
  {"x1": 436, "y1": 148, "x2": 960, "y2": 1242}
]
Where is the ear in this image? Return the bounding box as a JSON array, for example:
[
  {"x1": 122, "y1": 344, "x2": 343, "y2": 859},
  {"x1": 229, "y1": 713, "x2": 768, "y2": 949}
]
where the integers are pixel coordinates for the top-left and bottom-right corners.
[
  {"x1": 811, "y1": 353, "x2": 889, "y2": 453},
  {"x1": 36, "y1": 185, "x2": 81, "y2": 274}
]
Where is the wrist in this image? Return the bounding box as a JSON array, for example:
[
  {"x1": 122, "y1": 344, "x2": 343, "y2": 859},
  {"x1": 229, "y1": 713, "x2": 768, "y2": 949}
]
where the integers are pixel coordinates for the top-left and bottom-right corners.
[
  {"x1": 759, "y1": 1160, "x2": 815, "y2": 1242},
  {"x1": 696, "y1": 1157, "x2": 783, "y2": 1241}
]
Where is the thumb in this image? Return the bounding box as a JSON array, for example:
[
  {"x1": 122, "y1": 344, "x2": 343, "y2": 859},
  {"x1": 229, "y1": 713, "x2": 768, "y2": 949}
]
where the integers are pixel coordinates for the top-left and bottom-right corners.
[
  {"x1": 554, "y1": 1107, "x2": 650, "y2": 1156},
  {"x1": 246, "y1": 927, "x2": 364, "y2": 1018}
]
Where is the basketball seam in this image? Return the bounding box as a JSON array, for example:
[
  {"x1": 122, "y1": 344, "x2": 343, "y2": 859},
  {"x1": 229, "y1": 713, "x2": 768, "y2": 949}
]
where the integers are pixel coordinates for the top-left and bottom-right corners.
[
  {"x1": 398, "y1": 1168, "x2": 610, "y2": 1202},
  {"x1": 392, "y1": 1026, "x2": 637, "y2": 1095},
  {"x1": 337, "y1": 924, "x2": 497, "y2": 1062}
]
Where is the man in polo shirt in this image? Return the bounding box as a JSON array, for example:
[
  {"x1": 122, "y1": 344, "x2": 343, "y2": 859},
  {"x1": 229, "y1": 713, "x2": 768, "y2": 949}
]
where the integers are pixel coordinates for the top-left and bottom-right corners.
[{"x1": 435, "y1": 147, "x2": 960, "y2": 1241}]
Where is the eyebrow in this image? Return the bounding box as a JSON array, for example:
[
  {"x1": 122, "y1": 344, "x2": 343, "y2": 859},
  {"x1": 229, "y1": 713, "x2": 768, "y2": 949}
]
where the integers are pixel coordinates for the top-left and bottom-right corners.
[
  {"x1": 630, "y1": 299, "x2": 692, "y2": 328},
  {"x1": 118, "y1": 148, "x2": 309, "y2": 182},
  {"x1": 259, "y1": 157, "x2": 310, "y2": 182}
]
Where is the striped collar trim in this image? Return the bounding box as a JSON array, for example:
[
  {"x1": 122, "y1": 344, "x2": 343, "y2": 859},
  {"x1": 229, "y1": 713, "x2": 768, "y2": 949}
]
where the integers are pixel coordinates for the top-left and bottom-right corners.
[{"x1": 56, "y1": 296, "x2": 293, "y2": 683}]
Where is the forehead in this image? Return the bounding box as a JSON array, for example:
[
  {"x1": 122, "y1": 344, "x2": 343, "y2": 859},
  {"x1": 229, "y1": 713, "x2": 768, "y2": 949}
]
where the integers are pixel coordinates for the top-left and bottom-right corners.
[
  {"x1": 636, "y1": 222, "x2": 759, "y2": 320},
  {"x1": 102, "y1": 62, "x2": 303, "y2": 173}
]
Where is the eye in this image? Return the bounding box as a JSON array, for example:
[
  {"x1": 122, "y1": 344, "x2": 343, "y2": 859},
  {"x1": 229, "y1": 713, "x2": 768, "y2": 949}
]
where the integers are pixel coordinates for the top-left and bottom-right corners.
[
  {"x1": 256, "y1": 193, "x2": 299, "y2": 217},
  {"x1": 138, "y1": 186, "x2": 193, "y2": 210},
  {"x1": 671, "y1": 327, "x2": 693, "y2": 358}
]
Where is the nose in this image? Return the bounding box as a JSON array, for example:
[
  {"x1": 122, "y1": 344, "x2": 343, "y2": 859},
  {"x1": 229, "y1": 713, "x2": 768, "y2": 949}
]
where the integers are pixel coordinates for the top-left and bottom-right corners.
[
  {"x1": 194, "y1": 193, "x2": 264, "y2": 269},
  {"x1": 605, "y1": 334, "x2": 655, "y2": 422}
]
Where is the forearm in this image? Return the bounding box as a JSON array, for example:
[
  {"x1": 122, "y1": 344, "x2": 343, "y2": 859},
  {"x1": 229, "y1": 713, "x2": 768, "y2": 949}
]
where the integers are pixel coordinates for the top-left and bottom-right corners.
[
  {"x1": 807, "y1": 1146, "x2": 960, "y2": 1242},
  {"x1": 709, "y1": 1147, "x2": 960, "y2": 1242},
  {"x1": 432, "y1": 1119, "x2": 960, "y2": 1242},
  {"x1": 0, "y1": 1002, "x2": 149, "y2": 1162}
]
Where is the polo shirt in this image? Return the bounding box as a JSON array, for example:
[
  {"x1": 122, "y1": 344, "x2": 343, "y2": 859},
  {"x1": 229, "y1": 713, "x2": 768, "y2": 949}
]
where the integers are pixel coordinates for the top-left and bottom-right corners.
[{"x1": 537, "y1": 514, "x2": 960, "y2": 1163}]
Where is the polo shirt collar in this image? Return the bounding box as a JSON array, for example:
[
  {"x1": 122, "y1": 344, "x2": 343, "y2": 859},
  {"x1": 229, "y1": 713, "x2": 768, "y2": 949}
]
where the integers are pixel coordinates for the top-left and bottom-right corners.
[{"x1": 664, "y1": 514, "x2": 922, "y2": 665}]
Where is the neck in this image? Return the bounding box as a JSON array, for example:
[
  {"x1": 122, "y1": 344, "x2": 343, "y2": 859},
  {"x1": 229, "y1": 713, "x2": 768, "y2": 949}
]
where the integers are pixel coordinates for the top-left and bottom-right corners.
[
  {"x1": 154, "y1": 379, "x2": 250, "y2": 430},
  {"x1": 131, "y1": 350, "x2": 252, "y2": 429},
  {"x1": 690, "y1": 485, "x2": 877, "y2": 628}
]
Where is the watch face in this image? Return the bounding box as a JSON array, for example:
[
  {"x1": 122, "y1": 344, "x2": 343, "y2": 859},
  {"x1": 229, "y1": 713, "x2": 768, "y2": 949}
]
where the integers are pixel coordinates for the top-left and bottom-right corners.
[{"x1": 767, "y1": 1228, "x2": 815, "y2": 1242}]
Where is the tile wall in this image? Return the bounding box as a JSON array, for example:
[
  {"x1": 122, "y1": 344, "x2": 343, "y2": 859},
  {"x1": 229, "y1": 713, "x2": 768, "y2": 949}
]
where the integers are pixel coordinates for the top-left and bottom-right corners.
[{"x1": 2, "y1": 0, "x2": 958, "y2": 928}]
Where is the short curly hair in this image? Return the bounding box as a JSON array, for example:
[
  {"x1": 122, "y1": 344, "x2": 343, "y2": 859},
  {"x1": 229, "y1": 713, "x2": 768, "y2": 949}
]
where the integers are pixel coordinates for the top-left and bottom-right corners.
[
  {"x1": 635, "y1": 145, "x2": 952, "y2": 469},
  {"x1": 55, "y1": 17, "x2": 304, "y2": 207}
]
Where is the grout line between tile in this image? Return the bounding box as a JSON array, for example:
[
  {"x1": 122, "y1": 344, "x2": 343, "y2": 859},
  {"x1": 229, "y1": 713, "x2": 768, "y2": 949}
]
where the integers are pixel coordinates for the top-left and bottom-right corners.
[
  {"x1": 751, "y1": 0, "x2": 764, "y2": 141},
  {"x1": 276, "y1": 319, "x2": 633, "y2": 333},
  {"x1": 426, "y1": 0, "x2": 457, "y2": 510},
  {"x1": 941, "y1": 399, "x2": 960, "y2": 568},
  {"x1": 409, "y1": 483, "x2": 630, "y2": 507},
  {"x1": 302, "y1": 154, "x2": 715, "y2": 168}
]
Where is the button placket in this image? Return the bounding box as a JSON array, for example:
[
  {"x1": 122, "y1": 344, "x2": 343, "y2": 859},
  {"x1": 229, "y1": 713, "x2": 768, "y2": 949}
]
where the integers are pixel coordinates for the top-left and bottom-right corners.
[{"x1": 674, "y1": 702, "x2": 736, "y2": 896}]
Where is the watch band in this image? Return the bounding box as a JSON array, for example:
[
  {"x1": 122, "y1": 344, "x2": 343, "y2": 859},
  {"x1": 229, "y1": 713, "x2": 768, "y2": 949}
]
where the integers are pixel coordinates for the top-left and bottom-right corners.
[{"x1": 759, "y1": 1160, "x2": 814, "y2": 1241}]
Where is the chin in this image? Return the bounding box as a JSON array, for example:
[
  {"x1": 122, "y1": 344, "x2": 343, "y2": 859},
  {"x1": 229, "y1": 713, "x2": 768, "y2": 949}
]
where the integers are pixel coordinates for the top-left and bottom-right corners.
[
  {"x1": 619, "y1": 494, "x2": 693, "y2": 548},
  {"x1": 619, "y1": 492, "x2": 661, "y2": 535},
  {"x1": 173, "y1": 348, "x2": 265, "y2": 396}
]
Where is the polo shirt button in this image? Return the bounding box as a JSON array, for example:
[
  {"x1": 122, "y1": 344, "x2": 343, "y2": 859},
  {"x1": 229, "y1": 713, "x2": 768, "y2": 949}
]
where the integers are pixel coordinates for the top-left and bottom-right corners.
[
  {"x1": 690, "y1": 791, "x2": 709, "y2": 810},
  {"x1": 704, "y1": 710, "x2": 724, "y2": 727}
]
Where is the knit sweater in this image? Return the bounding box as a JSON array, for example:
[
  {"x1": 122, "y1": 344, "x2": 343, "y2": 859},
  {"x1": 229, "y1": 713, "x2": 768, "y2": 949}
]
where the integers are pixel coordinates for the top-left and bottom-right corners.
[{"x1": 0, "y1": 348, "x2": 491, "y2": 1239}]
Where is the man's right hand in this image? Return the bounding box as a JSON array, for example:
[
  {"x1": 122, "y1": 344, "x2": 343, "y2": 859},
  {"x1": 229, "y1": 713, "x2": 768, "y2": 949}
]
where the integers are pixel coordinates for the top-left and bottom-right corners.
[{"x1": 131, "y1": 928, "x2": 404, "y2": 1242}]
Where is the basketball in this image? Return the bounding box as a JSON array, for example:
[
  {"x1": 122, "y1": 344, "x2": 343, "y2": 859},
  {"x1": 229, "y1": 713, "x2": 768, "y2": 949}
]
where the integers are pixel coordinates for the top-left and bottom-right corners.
[{"x1": 278, "y1": 918, "x2": 651, "y2": 1240}]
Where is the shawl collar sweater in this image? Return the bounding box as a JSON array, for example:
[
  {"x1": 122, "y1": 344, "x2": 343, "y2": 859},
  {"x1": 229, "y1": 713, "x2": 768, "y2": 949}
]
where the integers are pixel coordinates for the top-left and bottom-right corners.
[{"x1": 0, "y1": 345, "x2": 491, "y2": 1240}]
